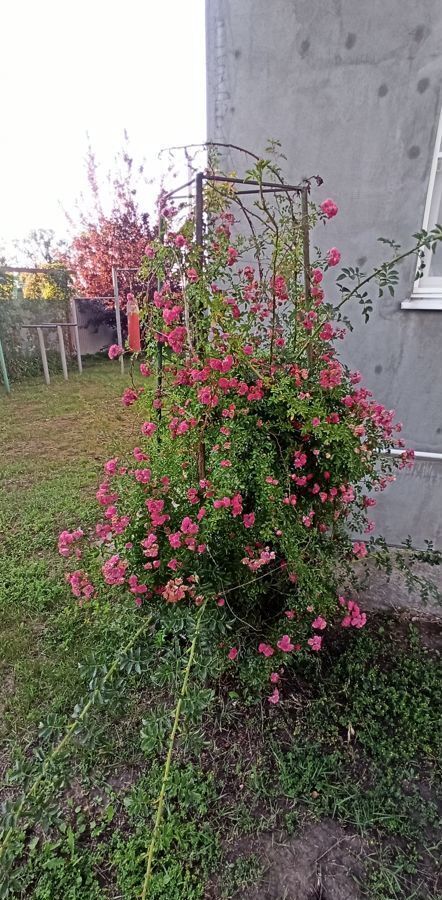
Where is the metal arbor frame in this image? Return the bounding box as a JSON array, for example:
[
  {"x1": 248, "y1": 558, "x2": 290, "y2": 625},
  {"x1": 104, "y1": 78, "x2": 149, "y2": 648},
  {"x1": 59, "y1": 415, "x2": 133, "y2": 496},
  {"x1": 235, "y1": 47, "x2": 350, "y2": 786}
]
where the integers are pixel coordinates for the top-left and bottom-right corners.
[
  {"x1": 150, "y1": 169, "x2": 313, "y2": 481},
  {"x1": 154, "y1": 170, "x2": 312, "y2": 396},
  {"x1": 160, "y1": 171, "x2": 311, "y2": 294}
]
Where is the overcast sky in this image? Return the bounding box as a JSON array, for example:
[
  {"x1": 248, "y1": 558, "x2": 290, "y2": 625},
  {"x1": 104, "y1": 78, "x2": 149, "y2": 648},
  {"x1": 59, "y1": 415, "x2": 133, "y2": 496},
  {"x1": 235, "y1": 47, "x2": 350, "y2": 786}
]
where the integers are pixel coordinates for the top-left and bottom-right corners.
[{"x1": 0, "y1": 0, "x2": 206, "y2": 251}]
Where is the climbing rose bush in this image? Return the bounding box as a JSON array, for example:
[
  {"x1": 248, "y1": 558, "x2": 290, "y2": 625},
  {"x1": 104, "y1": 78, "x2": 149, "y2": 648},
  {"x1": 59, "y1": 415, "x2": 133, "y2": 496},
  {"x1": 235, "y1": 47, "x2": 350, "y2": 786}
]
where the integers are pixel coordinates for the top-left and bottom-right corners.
[{"x1": 60, "y1": 154, "x2": 416, "y2": 702}]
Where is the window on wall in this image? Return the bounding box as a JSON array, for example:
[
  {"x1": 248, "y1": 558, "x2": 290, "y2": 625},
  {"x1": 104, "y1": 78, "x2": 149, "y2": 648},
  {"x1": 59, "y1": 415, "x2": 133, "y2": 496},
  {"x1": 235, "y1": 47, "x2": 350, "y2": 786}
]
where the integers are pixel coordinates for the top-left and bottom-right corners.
[{"x1": 402, "y1": 107, "x2": 442, "y2": 310}]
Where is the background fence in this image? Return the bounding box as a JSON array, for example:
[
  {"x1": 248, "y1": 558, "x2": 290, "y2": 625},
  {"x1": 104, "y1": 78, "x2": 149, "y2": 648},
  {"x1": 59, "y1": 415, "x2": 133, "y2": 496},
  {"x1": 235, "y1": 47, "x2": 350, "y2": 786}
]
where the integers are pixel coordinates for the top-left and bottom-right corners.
[{"x1": 0, "y1": 298, "x2": 117, "y2": 381}]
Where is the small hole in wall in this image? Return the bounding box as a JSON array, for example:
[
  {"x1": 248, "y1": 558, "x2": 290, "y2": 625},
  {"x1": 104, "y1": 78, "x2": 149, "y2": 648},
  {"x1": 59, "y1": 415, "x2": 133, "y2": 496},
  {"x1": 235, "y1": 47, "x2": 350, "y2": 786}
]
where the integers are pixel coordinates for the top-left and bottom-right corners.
[
  {"x1": 413, "y1": 24, "x2": 426, "y2": 42},
  {"x1": 345, "y1": 32, "x2": 357, "y2": 49},
  {"x1": 417, "y1": 77, "x2": 430, "y2": 93}
]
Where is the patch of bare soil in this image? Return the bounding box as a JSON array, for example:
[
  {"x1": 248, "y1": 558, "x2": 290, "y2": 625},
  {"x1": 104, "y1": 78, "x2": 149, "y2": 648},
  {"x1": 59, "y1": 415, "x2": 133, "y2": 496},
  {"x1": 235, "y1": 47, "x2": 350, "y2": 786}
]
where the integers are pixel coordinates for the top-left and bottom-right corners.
[{"x1": 209, "y1": 821, "x2": 366, "y2": 900}]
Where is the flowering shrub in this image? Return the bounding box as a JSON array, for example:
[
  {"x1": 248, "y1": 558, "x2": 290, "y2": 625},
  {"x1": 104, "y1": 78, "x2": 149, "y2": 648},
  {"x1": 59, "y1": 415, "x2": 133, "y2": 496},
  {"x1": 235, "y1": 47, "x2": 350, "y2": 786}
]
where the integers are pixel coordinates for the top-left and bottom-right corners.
[
  {"x1": 60, "y1": 150, "x2": 441, "y2": 703},
  {"x1": 65, "y1": 141, "x2": 153, "y2": 302}
]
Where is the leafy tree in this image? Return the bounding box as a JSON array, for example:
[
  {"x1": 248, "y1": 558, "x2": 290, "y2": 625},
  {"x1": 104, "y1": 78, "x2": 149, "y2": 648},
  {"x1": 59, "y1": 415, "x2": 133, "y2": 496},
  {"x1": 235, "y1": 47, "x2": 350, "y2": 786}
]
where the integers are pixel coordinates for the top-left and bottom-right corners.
[
  {"x1": 13, "y1": 230, "x2": 71, "y2": 301},
  {"x1": 0, "y1": 251, "x2": 15, "y2": 301},
  {"x1": 65, "y1": 138, "x2": 153, "y2": 302},
  {"x1": 21, "y1": 263, "x2": 72, "y2": 301},
  {"x1": 15, "y1": 229, "x2": 68, "y2": 266}
]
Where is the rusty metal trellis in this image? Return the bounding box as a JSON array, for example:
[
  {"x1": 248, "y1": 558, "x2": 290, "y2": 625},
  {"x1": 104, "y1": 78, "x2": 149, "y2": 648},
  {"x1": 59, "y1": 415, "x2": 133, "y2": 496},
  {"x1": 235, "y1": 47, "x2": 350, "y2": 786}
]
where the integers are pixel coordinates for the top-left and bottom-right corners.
[{"x1": 155, "y1": 170, "x2": 312, "y2": 399}]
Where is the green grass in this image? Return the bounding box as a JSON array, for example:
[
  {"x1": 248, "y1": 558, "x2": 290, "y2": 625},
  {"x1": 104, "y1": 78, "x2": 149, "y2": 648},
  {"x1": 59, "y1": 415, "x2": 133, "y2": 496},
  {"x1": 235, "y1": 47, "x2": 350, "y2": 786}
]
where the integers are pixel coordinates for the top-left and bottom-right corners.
[
  {"x1": 11, "y1": 764, "x2": 220, "y2": 899},
  {"x1": 0, "y1": 359, "x2": 138, "y2": 744},
  {"x1": 0, "y1": 362, "x2": 441, "y2": 899}
]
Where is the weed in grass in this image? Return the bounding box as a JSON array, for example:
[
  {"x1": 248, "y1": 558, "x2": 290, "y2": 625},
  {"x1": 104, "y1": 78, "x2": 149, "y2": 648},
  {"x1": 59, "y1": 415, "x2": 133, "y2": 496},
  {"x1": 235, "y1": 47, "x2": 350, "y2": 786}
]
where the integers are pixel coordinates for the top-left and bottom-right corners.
[
  {"x1": 112, "y1": 764, "x2": 221, "y2": 899},
  {"x1": 364, "y1": 843, "x2": 441, "y2": 900},
  {"x1": 219, "y1": 853, "x2": 266, "y2": 897}
]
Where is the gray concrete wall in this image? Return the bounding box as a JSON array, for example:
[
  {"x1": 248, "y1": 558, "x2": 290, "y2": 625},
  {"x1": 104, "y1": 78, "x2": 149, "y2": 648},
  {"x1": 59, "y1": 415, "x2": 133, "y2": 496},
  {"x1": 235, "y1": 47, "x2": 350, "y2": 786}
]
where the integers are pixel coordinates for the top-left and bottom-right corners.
[{"x1": 206, "y1": 0, "x2": 442, "y2": 548}]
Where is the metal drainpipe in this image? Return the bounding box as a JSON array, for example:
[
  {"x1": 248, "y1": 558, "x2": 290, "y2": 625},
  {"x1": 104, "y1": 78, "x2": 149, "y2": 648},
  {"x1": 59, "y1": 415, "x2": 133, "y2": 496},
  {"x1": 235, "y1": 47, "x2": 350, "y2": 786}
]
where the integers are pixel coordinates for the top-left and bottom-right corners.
[{"x1": 384, "y1": 449, "x2": 442, "y2": 460}]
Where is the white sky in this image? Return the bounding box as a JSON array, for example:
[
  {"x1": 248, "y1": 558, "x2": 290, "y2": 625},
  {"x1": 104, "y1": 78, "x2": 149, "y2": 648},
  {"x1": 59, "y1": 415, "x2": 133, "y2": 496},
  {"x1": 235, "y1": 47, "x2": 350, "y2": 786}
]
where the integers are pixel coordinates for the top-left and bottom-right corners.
[{"x1": 0, "y1": 0, "x2": 206, "y2": 252}]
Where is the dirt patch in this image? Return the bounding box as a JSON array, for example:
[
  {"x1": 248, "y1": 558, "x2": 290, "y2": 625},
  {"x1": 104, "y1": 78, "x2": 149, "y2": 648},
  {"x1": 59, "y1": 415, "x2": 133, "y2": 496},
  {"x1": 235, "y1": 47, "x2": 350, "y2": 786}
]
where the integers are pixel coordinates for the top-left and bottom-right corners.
[
  {"x1": 209, "y1": 821, "x2": 366, "y2": 900},
  {"x1": 374, "y1": 610, "x2": 442, "y2": 652}
]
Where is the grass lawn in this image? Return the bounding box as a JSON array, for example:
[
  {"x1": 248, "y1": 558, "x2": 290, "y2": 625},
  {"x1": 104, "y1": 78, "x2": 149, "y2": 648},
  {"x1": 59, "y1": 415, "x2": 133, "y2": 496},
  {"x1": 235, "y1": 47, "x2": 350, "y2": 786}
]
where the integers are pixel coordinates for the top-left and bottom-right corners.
[{"x1": 0, "y1": 360, "x2": 441, "y2": 899}]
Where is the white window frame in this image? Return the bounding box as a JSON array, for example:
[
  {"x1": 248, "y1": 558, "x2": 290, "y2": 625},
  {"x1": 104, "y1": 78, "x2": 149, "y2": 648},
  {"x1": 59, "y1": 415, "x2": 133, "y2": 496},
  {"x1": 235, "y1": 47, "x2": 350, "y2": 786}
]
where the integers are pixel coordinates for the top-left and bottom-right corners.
[{"x1": 402, "y1": 107, "x2": 442, "y2": 310}]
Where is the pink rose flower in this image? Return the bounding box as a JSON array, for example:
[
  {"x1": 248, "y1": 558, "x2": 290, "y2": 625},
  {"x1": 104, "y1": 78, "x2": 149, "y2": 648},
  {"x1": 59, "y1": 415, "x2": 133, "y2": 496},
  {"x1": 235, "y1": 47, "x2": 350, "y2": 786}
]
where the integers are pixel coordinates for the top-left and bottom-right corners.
[
  {"x1": 327, "y1": 247, "x2": 341, "y2": 266},
  {"x1": 108, "y1": 344, "x2": 123, "y2": 359},
  {"x1": 141, "y1": 422, "x2": 157, "y2": 437},
  {"x1": 243, "y1": 513, "x2": 255, "y2": 528},
  {"x1": 352, "y1": 541, "x2": 368, "y2": 559},
  {"x1": 180, "y1": 516, "x2": 199, "y2": 535},
  {"x1": 268, "y1": 687, "x2": 280, "y2": 704},
  {"x1": 308, "y1": 635, "x2": 323, "y2": 651},
  {"x1": 134, "y1": 468, "x2": 151, "y2": 484},
  {"x1": 104, "y1": 457, "x2": 118, "y2": 476},
  {"x1": 227, "y1": 246, "x2": 238, "y2": 266},
  {"x1": 122, "y1": 388, "x2": 138, "y2": 407},
  {"x1": 320, "y1": 198, "x2": 339, "y2": 219},
  {"x1": 277, "y1": 634, "x2": 294, "y2": 653},
  {"x1": 294, "y1": 451, "x2": 307, "y2": 469},
  {"x1": 228, "y1": 647, "x2": 238, "y2": 661},
  {"x1": 133, "y1": 447, "x2": 149, "y2": 462},
  {"x1": 312, "y1": 616, "x2": 327, "y2": 630},
  {"x1": 198, "y1": 387, "x2": 218, "y2": 406},
  {"x1": 163, "y1": 305, "x2": 182, "y2": 326},
  {"x1": 258, "y1": 642, "x2": 274, "y2": 658},
  {"x1": 231, "y1": 493, "x2": 243, "y2": 517}
]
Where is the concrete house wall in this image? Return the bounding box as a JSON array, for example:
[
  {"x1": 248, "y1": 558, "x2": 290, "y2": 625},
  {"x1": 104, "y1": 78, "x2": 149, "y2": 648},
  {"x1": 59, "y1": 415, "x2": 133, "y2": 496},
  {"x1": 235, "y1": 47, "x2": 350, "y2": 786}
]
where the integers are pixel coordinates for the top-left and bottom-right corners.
[{"x1": 206, "y1": 0, "x2": 442, "y2": 547}]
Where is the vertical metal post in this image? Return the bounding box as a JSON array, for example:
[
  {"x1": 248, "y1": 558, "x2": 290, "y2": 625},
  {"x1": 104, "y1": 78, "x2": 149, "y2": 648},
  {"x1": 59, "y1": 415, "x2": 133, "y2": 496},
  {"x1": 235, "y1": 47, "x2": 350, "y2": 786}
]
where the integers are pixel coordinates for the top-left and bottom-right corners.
[
  {"x1": 57, "y1": 325, "x2": 68, "y2": 380},
  {"x1": 155, "y1": 210, "x2": 164, "y2": 430},
  {"x1": 0, "y1": 335, "x2": 11, "y2": 394},
  {"x1": 37, "y1": 327, "x2": 50, "y2": 385},
  {"x1": 301, "y1": 186, "x2": 311, "y2": 305},
  {"x1": 193, "y1": 172, "x2": 205, "y2": 353},
  {"x1": 194, "y1": 172, "x2": 206, "y2": 479},
  {"x1": 195, "y1": 172, "x2": 204, "y2": 250},
  {"x1": 112, "y1": 266, "x2": 124, "y2": 374},
  {"x1": 301, "y1": 186, "x2": 313, "y2": 367},
  {"x1": 186, "y1": 148, "x2": 194, "y2": 203},
  {"x1": 70, "y1": 298, "x2": 83, "y2": 374}
]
